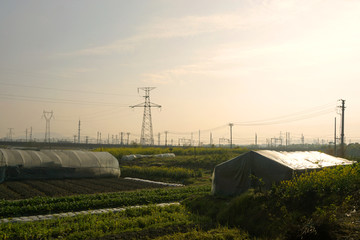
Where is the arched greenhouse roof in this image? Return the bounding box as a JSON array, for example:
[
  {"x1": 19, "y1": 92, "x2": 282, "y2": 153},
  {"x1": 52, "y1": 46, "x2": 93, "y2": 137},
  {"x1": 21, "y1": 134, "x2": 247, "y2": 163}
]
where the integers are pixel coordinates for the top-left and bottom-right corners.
[{"x1": 0, "y1": 149, "x2": 120, "y2": 182}]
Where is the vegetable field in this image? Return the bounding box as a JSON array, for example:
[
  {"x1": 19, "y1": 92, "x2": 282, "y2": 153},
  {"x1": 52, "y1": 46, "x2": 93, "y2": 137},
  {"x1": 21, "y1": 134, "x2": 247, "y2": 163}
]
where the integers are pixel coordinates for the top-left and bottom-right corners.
[
  {"x1": 0, "y1": 178, "x2": 169, "y2": 200},
  {"x1": 4, "y1": 146, "x2": 357, "y2": 239}
]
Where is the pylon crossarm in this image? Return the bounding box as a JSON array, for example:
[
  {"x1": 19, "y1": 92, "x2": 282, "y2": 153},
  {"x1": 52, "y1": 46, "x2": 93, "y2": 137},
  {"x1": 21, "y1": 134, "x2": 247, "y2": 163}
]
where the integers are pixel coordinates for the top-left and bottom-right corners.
[
  {"x1": 130, "y1": 103, "x2": 146, "y2": 108},
  {"x1": 149, "y1": 103, "x2": 161, "y2": 108}
]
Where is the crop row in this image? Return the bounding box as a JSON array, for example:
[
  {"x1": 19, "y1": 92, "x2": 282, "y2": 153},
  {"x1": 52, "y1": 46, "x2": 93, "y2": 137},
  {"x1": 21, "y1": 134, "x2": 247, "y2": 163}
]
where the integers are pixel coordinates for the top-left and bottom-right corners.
[
  {"x1": 120, "y1": 166, "x2": 202, "y2": 182},
  {"x1": 0, "y1": 185, "x2": 211, "y2": 218},
  {"x1": 0, "y1": 204, "x2": 214, "y2": 240},
  {"x1": 0, "y1": 202, "x2": 247, "y2": 240},
  {"x1": 0, "y1": 178, "x2": 168, "y2": 200}
]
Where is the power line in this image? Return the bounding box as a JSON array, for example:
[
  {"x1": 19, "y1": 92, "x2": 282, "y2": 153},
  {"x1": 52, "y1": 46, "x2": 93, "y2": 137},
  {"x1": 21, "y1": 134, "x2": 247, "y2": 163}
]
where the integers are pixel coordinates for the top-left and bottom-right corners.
[
  {"x1": 0, "y1": 93, "x2": 130, "y2": 106},
  {"x1": 234, "y1": 108, "x2": 334, "y2": 126},
  {"x1": 234, "y1": 103, "x2": 335, "y2": 125},
  {"x1": 167, "y1": 125, "x2": 227, "y2": 135},
  {"x1": 0, "y1": 81, "x2": 135, "y2": 97}
]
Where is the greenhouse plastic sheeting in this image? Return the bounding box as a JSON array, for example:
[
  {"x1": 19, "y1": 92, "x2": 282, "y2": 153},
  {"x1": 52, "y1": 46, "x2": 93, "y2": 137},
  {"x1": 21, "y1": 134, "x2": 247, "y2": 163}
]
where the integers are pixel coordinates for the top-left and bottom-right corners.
[
  {"x1": 121, "y1": 153, "x2": 176, "y2": 161},
  {"x1": 211, "y1": 150, "x2": 354, "y2": 196},
  {"x1": 0, "y1": 149, "x2": 120, "y2": 182}
]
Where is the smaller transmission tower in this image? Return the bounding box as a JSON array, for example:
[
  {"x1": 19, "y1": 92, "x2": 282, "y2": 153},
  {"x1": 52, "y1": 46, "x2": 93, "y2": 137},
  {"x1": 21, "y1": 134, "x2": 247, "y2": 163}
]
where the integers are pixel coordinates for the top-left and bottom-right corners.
[
  {"x1": 42, "y1": 110, "x2": 54, "y2": 143},
  {"x1": 130, "y1": 87, "x2": 161, "y2": 145},
  {"x1": 7, "y1": 128, "x2": 14, "y2": 141}
]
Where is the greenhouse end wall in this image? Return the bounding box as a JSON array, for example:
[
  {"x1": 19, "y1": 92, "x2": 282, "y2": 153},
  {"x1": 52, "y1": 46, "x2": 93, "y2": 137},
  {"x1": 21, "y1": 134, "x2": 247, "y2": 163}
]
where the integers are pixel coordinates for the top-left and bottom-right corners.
[{"x1": 0, "y1": 149, "x2": 120, "y2": 182}]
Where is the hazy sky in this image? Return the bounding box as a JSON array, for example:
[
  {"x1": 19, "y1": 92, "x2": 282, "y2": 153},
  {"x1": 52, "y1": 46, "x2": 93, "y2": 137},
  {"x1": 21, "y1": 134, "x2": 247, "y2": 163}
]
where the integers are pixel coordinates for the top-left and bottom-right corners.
[{"x1": 1, "y1": 0, "x2": 359, "y2": 145}]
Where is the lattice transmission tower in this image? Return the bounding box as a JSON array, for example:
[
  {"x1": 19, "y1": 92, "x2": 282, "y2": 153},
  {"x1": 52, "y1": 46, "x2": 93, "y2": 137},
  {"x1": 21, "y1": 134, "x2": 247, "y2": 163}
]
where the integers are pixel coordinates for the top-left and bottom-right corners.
[
  {"x1": 42, "y1": 110, "x2": 54, "y2": 143},
  {"x1": 130, "y1": 87, "x2": 161, "y2": 145}
]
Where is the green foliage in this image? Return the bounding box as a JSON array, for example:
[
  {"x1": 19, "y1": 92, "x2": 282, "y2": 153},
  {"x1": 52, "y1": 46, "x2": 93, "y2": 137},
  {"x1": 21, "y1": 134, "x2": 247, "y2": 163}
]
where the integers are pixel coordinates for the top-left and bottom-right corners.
[
  {"x1": 121, "y1": 166, "x2": 202, "y2": 182},
  {"x1": 184, "y1": 163, "x2": 360, "y2": 239},
  {"x1": 249, "y1": 174, "x2": 265, "y2": 193},
  {"x1": 216, "y1": 191, "x2": 269, "y2": 234},
  {"x1": 345, "y1": 143, "x2": 360, "y2": 162},
  {"x1": 273, "y1": 164, "x2": 360, "y2": 212},
  {"x1": 184, "y1": 191, "x2": 273, "y2": 237},
  {"x1": 94, "y1": 147, "x2": 170, "y2": 158},
  {"x1": 120, "y1": 154, "x2": 234, "y2": 172},
  {"x1": 95, "y1": 147, "x2": 248, "y2": 159},
  {"x1": 154, "y1": 226, "x2": 251, "y2": 240},
  {"x1": 0, "y1": 185, "x2": 211, "y2": 218},
  {"x1": 0, "y1": 204, "x2": 211, "y2": 240},
  {"x1": 182, "y1": 194, "x2": 229, "y2": 220}
]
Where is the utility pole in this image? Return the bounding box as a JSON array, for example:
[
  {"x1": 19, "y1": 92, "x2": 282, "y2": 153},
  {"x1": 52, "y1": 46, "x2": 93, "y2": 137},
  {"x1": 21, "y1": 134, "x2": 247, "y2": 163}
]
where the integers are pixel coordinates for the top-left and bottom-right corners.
[
  {"x1": 8, "y1": 128, "x2": 14, "y2": 141},
  {"x1": 339, "y1": 99, "x2": 346, "y2": 157},
  {"x1": 121, "y1": 132, "x2": 124, "y2": 145},
  {"x1": 229, "y1": 123, "x2": 234, "y2": 148},
  {"x1": 198, "y1": 130, "x2": 201, "y2": 147},
  {"x1": 78, "y1": 120, "x2": 81, "y2": 144},
  {"x1": 165, "y1": 131, "x2": 168, "y2": 146},
  {"x1": 25, "y1": 128, "x2": 28, "y2": 142},
  {"x1": 158, "y1": 133, "x2": 160, "y2": 146},
  {"x1": 255, "y1": 133, "x2": 257, "y2": 147},
  {"x1": 301, "y1": 134, "x2": 304, "y2": 145},
  {"x1": 126, "y1": 132, "x2": 130, "y2": 145},
  {"x1": 334, "y1": 117, "x2": 337, "y2": 156},
  {"x1": 287, "y1": 132, "x2": 290, "y2": 146},
  {"x1": 210, "y1": 132, "x2": 213, "y2": 146},
  {"x1": 130, "y1": 87, "x2": 161, "y2": 146},
  {"x1": 29, "y1": 127, "x2": 32, "y2": 142},
  {"x1": 42, "y1": 110, "x2": 54, "y2": 143},
  {"x1": 285, "y1": 132, "x2": 290, "y2": 147}
]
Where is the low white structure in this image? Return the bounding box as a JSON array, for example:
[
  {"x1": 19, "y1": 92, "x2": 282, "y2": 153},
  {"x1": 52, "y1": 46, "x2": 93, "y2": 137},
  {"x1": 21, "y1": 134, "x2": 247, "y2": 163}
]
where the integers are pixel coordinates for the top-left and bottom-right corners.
[
  {"x1": 121, "y1": 153, "x2": 176, "y2": 161},
  {"x1": 0, "y1": 149, "x2": 120, "y2": 182}
]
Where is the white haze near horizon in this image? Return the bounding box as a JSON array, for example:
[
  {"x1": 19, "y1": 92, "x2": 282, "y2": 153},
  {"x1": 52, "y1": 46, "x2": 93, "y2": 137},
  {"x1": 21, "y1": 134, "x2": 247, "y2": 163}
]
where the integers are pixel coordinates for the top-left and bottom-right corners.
[{"x1": 0, "y1": 0, "x2": 359, "y2": 145}]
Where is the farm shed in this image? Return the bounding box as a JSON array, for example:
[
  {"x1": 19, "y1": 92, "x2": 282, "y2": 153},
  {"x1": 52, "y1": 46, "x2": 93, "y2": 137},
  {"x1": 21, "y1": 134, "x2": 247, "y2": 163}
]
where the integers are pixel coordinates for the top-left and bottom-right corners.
[
  {"x1": 211, "y1": 150, "x2": 354, "y2": 196},
  {"x1": 0, "y1": 149, "x2": 120, "y2": 182}
]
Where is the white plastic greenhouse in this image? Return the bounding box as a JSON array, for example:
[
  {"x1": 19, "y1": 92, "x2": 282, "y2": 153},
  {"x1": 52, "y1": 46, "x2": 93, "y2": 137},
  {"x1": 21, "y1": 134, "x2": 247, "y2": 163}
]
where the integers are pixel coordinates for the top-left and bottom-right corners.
[
  {"x1": 0, "y1": 149, "x2": 120, "y2": 182},
  {"x1": 211, "y1": 150, "x2": 354, "y2": 196}
]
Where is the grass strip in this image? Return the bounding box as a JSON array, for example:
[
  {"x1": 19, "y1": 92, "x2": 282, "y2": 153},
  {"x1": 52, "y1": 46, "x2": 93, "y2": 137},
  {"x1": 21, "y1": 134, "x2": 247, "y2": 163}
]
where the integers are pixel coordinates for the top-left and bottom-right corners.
[{"x1": 0, "y1": 204, "x2": 210, "y2": 240}]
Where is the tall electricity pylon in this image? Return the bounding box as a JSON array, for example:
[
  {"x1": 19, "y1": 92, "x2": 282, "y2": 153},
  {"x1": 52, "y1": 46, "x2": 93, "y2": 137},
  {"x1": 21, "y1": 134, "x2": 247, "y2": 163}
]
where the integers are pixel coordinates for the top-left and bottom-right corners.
[
  {"x1": 42, "y1": 110, "x2": 54, "y2": 143},
  {"x1": 130, "y1": 87, "x2": 161, "y2": 145}
]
